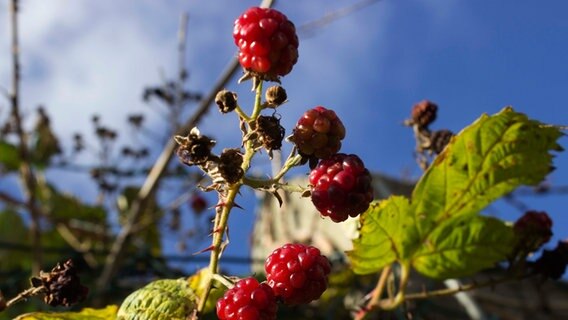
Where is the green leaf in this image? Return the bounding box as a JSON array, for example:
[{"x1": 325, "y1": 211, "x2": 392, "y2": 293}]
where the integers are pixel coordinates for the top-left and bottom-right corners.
[
  {"x1": 0, "y1": 141, "x2": 21, "y2": 172},
  {"x1": 412, "y1": 215, "x2": 514, "y2": 279},
  {"x1": 14, "y1": 305, "x2": 118, "y2": 320},
  {"x1": 117, "y1": 279, "x2": 197, "y2": 320},
  {"x1": 412, "y1": 107, "x2": 563, "y2": 239},
  {"x1": 347, "y1": 196, "x2": 417, "y2": 274}
]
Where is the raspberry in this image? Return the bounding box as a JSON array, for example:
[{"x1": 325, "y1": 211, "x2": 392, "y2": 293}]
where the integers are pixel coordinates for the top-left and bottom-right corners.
[
  {"x1": 233, "y1": 7, "x2": 299, "y2": 80},
  {"x1": 290, "y1": 106, "x2": 346, "y2": 160},
  {"x1": 309, "y1": 153, "x2": 373, "y2": 222},
  {"x1": 265, "y1": 243, "x2": 331, "y2": 305},
  {"x1": 411, "y1": 100, "x2": 438, "y2": 128},
  {"x1": 216, "y1": 277, "x2": 278, "y2": 320}
]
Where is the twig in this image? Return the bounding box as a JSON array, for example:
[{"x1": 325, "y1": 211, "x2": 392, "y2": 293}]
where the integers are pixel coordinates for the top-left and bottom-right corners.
[
  {"x1": 5, "y1": 286, "x2": 46, "y2": 308},
  {"x1": 9, "y1": 0, "x2": 43, "y2": 275},
  {"x1": 403, "y1": 273, "x2": 534, "y2": 301}
]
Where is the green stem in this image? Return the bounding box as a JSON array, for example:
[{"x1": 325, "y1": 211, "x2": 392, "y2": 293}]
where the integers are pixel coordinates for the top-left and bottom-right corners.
[
  {"x1": 249, "y1": 80, "x2": 263, "y2": 127},
  {"x1": 377, "y1": 263, "x2": 410, "y2": 311},
  {"x1": 235, "y1": 105, "x2": 251, "y2": 122}
]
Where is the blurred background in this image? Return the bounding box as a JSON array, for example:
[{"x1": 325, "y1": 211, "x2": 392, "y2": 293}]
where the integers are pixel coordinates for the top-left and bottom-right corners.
[{"x1": 0, "y1": 0, "x2": 567, "y2": 318}]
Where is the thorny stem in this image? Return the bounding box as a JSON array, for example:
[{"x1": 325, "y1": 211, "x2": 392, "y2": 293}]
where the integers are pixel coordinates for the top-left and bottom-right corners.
[
  {"x1": 197, "y1": 79, "x2": 271, "y2": 315},
  {"x1": 197, "y1": 184, "x2": 240, "y2": 313}
]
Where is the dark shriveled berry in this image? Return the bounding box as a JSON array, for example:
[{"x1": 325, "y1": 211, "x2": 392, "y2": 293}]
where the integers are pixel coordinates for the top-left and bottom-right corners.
[
  {"x1": 532, "y1": 240, "x2": 568, "y2": 280},
  {"x1": 216, "y1": 277, "x2": 278, "y2": 320},
  {"x1": 256, "y1": 115, "x2": 285, "y2": 152},
  {"x1": 265, "y1": 243, "x2": 331, "y2": 305},
  {"x1": 431, "y1": 129, "x2": 454, "y2": 154},
  {"x1": 411, "y1": 100, "x2": 438, "y2": 128},
  {"x1": 219, "y1": 148, "x2": 244, "y2": 184},
  {"x1": 215, "y1": 90, "x2": 238, "y2": 114},
  {"x1": 233, "y1": 7, "x2": 299, "y2": 81},
  {"x1": 30, "y1": 259, "x2": 88, "y2": 307},
  {"x1": 175, "y1": 128, "x2": 216, "y2": 166},
  {"x1": 309, "y1": 153, "x2": 373, "y2": 222},
  {"x1": 514, "y1": 210, "x2": 553, "y2": 252},
  {"x1": 290, "y1": 106, "x2": 346, "y2": 161}
]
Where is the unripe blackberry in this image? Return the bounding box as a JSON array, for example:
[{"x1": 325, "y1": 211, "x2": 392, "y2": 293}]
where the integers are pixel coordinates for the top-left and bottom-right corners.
[
  {"x1": 233, "y1": 7, "x2": 299, "y2": 81},
  {"x1": 216, "y1": 277, "x2": 278, "y2": 320},
  {"x1": 309, "y1": 153, "x2": 373, "y2": 222},
  {"x1": 411, "y1": 100, "x2": 438, "y2": 128},
  {"x1": 290, "y1": 106, "x2": 346, "y2": 160},
  {"x1": 265, "y1": 243, "x2": 331, "y2": 305}
]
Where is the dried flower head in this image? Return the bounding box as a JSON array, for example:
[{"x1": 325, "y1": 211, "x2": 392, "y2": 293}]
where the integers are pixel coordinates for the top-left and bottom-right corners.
[
  {"x1": 215, "y1": 90, "x2": 238, "y2": 114},
  {"x1": 31, "y1": 259, "x2": 88, "y2": 307},
  {"x1": 175, "y1": 127, "x2": 216, "y2": 166}
]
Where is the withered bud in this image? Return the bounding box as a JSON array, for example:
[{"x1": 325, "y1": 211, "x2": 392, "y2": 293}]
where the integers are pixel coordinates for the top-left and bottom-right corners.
[
  {"x1": 265, "y1": 85, "x2": 287, "y2": 107},
  {"x1": 411, "y1": 100, "x2": 438, "y2": 128},
  {"x1": 430, "y1": 129, "x2": 454, "y2": 154},
  {"x1": 219, "y1": 148, "x2": 244, "y2": 184},
  {"x1": 215, "y1": 90, "x2": 238, "y2": 113},
  {"x1": 175, "y1": 127, "x2": 216, "y2": 166},
  {"x1": 31, "y1": 259, "x2": 88, "y2": 307},
  {"x1": 256, "y1": 115, "x2": 285, "y2": 152}
]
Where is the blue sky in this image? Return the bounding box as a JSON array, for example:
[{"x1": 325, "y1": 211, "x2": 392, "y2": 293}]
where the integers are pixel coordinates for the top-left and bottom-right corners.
[{"x1": 1, "y1": 0, "x2": 567, "y2": 276}]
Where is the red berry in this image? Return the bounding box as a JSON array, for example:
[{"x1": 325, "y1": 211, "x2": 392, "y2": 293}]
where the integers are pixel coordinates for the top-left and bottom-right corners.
[
  {"x1": 190, "y1": 194, "x2": 207, "y2": 215},
  {"x1": 309, "y1": 154, "x2": 373, "y2": 222},
  {"x1": 233, "y1": 7, "x2": 299, "y2": 80},
  {"x1": 265, "y1": 243, "x2": 331, "y2": 305},
  {"x1": 216, "y1": 278, "x2": 278, "y2": 320},
  {"x1": 290, "y1": 106, "x2": 346, "y2": 160}
]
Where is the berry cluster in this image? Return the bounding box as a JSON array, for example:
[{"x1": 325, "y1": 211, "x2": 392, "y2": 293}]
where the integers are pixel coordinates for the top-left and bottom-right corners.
[
  {"x1": 233, "y1": 7, "x2": 299, "y2": 80},
  {"x1": 309, "y1": 153, "x2": 373, "y2": 222},
  {"x1": 216, "y1": 243, "x2": 330, "y2": 319}
]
